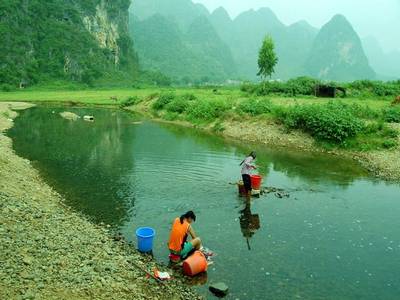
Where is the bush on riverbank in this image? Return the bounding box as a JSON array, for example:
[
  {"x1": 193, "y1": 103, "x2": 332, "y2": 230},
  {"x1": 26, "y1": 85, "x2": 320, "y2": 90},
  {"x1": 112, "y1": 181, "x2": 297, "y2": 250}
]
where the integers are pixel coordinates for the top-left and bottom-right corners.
[
  {"x1": 242, "y1": 78, "x2": 400, "y2": 98},
  {"x1": 152, "y1": 93, "x2": 175, "y2": 110},
  {"x1": 277, "y1": 102, "x2": 364, "y2": 143},
  {"x1": 119, "y1": 96, "x2": 141, "y2": 108},
  {"x1": 241, "y1": 77, "x2": 321, "y2": 97},
  {"x1": 238, "y1": 98, "x2": 273, "y2": 116},
  {"x1": 186, "y1": 99, "x2": 230, "y2": 121},
  {"x1": 383, "y1": 106, "x2": 400, "y2": 123}
]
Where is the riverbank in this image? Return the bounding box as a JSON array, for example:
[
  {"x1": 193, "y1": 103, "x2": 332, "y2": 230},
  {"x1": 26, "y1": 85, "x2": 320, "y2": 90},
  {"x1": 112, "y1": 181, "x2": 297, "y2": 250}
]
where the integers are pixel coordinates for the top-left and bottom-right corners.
[
  {"x1": 0, "y1": 102, "x2": 201, "y2": 299},
  {"x1": 0, "y1": 87, "x2": 399, "y2": 182},
  {"x1": 128, "y1": 97, "x2": 400, "y2": 182}
]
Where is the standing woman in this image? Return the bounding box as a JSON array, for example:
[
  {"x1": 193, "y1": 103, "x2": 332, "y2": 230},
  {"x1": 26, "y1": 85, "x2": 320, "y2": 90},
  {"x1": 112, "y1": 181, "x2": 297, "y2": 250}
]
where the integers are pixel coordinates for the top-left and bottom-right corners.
[{"x1": 240, "y1": 151, "x2": 257, "y2": 197}]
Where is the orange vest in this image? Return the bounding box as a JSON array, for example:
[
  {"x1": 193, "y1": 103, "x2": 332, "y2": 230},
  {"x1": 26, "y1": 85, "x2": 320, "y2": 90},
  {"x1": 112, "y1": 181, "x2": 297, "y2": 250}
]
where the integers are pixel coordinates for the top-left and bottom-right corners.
[{"x1": 168, "y1": 218, "x2": 190, "y2": 252}]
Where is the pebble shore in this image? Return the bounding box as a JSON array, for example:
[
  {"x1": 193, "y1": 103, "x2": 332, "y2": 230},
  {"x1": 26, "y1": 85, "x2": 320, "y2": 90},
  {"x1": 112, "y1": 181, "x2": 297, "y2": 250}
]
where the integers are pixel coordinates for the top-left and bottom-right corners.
[{"x1": 0, "y1": 102, "x2": 202, "y2": 300}]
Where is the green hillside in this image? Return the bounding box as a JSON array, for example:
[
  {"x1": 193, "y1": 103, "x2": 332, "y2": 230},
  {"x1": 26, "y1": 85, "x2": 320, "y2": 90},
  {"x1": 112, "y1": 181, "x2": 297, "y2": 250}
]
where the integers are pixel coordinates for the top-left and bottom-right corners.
[
  {"x1": 130, "y1": 8, "x2": 237, "y2": 83},
  {"x1": 0, "y1": 0, "x2": 137, "y2": 87}
]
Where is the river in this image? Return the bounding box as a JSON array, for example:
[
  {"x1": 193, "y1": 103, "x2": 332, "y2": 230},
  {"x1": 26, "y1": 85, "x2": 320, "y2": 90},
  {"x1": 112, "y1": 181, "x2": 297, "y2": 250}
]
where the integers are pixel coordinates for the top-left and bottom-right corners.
[{"x1": 8, "y1": 106, "x2": 400, "y2": 299}]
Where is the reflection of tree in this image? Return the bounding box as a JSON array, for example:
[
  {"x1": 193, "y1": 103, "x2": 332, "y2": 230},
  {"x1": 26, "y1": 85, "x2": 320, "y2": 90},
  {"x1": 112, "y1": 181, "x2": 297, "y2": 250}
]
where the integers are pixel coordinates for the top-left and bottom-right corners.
[
  {"x1": 239, "y1": 199, "x2": 260, "y2": 250},
  {"x1": 8, "y1": 107, "x2": 138, "y2": 226}
]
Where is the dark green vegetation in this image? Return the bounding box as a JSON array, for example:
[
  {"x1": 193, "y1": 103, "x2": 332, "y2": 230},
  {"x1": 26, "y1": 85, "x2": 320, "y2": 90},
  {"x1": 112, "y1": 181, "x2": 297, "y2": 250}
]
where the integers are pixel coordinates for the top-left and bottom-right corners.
[
  {"x1": 131, "y1": 0, "x2": 376, "y2": 82},
  {"x1": 242, "y1": 78, "x2": 400, "y2": 98},
  {"x1": 0, "y1": 0, "x2": 137, "y2": 88}
]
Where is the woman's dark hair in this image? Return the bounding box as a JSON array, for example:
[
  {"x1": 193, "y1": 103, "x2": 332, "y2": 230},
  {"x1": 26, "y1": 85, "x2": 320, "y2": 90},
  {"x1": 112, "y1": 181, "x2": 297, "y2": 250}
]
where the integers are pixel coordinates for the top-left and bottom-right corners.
[
  {"x1": 240, "y1": 151, "x2": 257, "y2": 166},
  {"x1": 180, "y1": 211, "x2": 196, "y2": 224}
]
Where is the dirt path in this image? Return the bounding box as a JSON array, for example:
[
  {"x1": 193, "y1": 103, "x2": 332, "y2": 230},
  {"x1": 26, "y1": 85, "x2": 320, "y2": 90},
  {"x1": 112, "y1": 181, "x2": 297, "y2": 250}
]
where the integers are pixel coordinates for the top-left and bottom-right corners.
[{"x1": 0, "y1": 102, "x2": 201, "y2": 300}]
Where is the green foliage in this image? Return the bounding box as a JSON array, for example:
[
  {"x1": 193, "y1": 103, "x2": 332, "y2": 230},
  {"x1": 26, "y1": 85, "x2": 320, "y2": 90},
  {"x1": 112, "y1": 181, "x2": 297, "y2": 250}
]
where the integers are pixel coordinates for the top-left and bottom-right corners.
[
  {"x1": 345, "y1": 122, "x2": 398, "y2": 151},
  {"x1": 257, "y1": 36, "x2": 278, "y2": 80},
  {"x1": 166, "y1": 97, "x2": 190, "y2": 114},
  {"x1": 347, "y1": 80, "x2": 400, "y2": 98},
  {"x1": 242, "y1": 77, "x2": 321, "y2": 97},
  {"x1": 382, "y1": 140, "x2": 398, "y2": 149},
  {"x1": 0, "y1": 0, "x2": 137, "y2": 86},
  {"x1": 186, "y1": 99, "x2": 230, "y2": 121},
  {"x1": 286, "y1": 77, "x2": 320, "y2": 96},
  {"x1": 383, "y1": 106, "x2": 400, "y2": 123},
  {"x1": 279, "y1": 102, "x2": 364, "y2": 143},
  {"x1": 152, "y1": 93, "x2": 175, "y2": 110},
  {"x1": 238, "y1": 98, "x2": 273, "y2": 116},
  {"x1": 1, "y1": 84, "x2": 15, "y2": 92},
  {"x1": 164, "y1": 112, "x2": 180, "y2": 121},
  {"x1": 120, "y1": 96, "x2": 140, "y2": 108}
]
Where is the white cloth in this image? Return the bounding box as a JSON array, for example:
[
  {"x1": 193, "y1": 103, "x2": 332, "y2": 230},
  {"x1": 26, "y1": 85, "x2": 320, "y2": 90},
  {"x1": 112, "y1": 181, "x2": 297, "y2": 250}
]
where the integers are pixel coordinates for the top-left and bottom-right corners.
[{"x1": 241, "y1": 156, "x2": 254, "y2": 175}]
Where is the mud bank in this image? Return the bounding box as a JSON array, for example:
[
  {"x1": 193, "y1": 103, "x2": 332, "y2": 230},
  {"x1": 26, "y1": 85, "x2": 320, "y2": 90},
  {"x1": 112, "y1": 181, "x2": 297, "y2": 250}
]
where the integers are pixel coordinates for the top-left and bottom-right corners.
[{"x1": 0, "y1": 102, "x2": 201, "y2": 300}]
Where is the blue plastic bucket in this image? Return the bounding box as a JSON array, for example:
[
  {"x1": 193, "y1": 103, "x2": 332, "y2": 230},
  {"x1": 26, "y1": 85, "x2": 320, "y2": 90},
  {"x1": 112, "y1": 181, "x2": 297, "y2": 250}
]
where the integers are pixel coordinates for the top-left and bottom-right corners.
[{"x1": 136, "y1": 227, "x2": 155, "y2": 253}]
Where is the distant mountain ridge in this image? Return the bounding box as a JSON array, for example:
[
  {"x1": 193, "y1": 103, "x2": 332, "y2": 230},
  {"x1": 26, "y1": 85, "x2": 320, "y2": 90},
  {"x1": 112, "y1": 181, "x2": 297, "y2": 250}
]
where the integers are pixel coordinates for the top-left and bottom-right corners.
[{"x1": 130, "y1": 0, "x2": 378, "y2": 82}]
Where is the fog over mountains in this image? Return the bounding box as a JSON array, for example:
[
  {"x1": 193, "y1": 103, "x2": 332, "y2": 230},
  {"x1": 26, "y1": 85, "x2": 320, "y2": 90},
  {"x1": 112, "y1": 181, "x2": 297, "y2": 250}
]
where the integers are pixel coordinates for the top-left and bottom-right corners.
[{"x1": 130, "y1": 0, "x2": 399, "y2": 83}]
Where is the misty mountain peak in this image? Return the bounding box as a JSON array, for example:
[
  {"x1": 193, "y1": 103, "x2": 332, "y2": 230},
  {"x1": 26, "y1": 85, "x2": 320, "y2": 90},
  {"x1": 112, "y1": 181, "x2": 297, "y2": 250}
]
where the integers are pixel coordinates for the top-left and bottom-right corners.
[
  {"x1": 211, "y1": 6, "x2": 231, "y2": 21},
  {"x1": 326, "y1": 14, "x2": 354, "y2": 30},
  {"x1": 305, "y1": 13, "x2": 375, "y2": 81},
  {"x1": 289, "y1": 20, "x2": 317, "y2": 32}
]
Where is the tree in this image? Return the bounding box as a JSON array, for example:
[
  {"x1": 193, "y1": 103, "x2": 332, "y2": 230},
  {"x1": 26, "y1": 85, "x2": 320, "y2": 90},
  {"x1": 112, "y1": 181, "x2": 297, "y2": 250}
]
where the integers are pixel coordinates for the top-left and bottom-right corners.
[{"x1": 257, "y1": 36, "x2": 278, "y2": 80}]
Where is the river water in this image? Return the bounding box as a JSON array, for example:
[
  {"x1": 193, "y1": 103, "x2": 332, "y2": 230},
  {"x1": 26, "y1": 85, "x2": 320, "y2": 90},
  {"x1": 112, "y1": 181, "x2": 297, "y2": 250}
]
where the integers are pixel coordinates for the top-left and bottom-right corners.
[{"x1": 8, "y1": 106, "x2": 400, "y2": 299}]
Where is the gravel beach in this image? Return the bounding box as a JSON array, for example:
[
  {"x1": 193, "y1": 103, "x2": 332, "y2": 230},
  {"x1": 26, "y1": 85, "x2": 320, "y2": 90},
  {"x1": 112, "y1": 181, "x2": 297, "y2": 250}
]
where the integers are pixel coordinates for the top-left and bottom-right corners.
[{"x1": 0, "y1": 102, "x2": 201, "y2": 300}]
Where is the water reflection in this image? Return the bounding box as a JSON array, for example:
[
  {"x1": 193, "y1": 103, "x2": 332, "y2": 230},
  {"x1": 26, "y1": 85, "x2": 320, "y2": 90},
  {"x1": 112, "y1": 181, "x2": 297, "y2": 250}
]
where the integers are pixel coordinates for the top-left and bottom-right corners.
[
  {"x1": 239, "y1": 198, "x2": 261, "y2": 250},
  {"x1": 160, "y1": 122, "x2": 368, "y2": 187},
  {"x1": 7, "y1": 106, "x2": 140, "y2": 226}
]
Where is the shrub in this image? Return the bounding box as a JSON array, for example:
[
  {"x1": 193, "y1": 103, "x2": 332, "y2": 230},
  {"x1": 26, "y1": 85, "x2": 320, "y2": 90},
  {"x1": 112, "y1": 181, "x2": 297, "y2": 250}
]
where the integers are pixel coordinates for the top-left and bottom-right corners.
[
  {"x1": 1, "y1": 84, "x2": 14, "y2": 92},
  {"x1": 383, "y1": 106, "x2": 400, "y2": 123},
  {"x1": 181, "y1": 93, "x2": 197, "y2": 101},
  {"x1": 152, "y1": 93, "x2": 175, "y2": 110},
  {"x1": 164, "y1": 112, "x2": 180, "y2": 121},
  {"x1": 280, "y1": 102, "x2": 364, "y2": 143},
  {"x1": 287, "y1": 77, "x2": 320, "y2": 96},
  {"x1": 187, "y1": 99, "x2": 230, "y2": 121},
  {"x1": 238, "y1": 98, "x2": 274, "y2": 116},
  {"x1": 119, "y1": 96, "x2": 140, "y2": 108},
  {"x1": 166, "y1": 97, "x2": 190, "y2": 114},
  {"x1": 382, "y1": 140, "x2": 398, "y2": 149},
  {"x1": 347, "y1": 103, "x2": 381, "y2": 119},
  {"x1": 347, "y1": 80, "x2": 400, "y2": 97},
  {"x1": 240, "y1": 82, "x2": 258, "y2": 94}
]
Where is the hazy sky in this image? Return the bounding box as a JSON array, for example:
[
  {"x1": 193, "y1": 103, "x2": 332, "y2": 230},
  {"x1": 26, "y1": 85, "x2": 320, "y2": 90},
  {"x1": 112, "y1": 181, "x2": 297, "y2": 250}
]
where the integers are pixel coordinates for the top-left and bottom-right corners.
[{"x1": 194, "y1": 0, "x2": 400, "y2": 52}]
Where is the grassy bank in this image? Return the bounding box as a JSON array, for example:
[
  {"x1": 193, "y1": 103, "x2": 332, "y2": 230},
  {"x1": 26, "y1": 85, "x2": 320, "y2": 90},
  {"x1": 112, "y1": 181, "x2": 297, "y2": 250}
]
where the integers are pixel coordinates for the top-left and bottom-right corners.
[
  {"x1": 1, "y1": 86, "x2": 400, "y2": 180},
  {"x1": 0, "y1": 102, "x2": 200, "y2": 300}
]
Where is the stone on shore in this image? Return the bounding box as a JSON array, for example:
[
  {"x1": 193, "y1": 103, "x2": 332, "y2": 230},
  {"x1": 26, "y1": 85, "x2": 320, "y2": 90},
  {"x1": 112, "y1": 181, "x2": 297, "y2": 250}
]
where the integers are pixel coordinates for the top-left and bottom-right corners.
[
  {"x1": 209, "y1": 282, "x2": 229, "y2": 297},
  {"x1": 60, "y1": 111, "x2": 80, "y2": 121}
]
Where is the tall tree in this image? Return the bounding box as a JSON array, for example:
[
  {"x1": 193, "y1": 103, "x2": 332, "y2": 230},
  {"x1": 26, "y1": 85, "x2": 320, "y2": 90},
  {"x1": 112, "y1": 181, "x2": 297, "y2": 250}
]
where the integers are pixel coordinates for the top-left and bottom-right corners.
[{"x1": 257, "y1": 36, "x2": 278, "y2": 80}]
